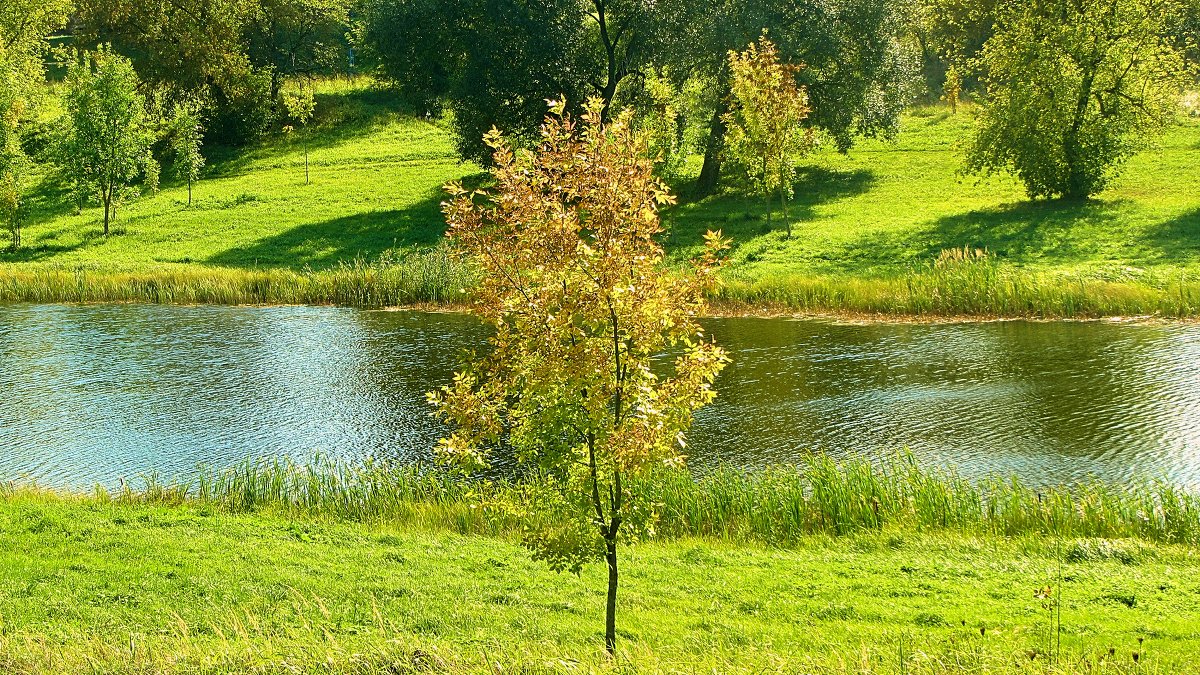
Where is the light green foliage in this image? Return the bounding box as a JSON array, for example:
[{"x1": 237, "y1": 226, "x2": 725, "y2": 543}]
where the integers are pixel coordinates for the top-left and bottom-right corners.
[
  {"x1": 431, "y1": 99, "x2": 729, "y2": 651},
  {"x1": 966, "y1": 0, "x2": 1192, "y2": 199},
  {"x1": 58, "y1": 46, "x2": 160, "y2": 235},
  {"x1": 168, "y1": 98, "x2": 206, "y2": 206},
  {"x1": 282, "y1": 83, "x2": 316, "y2": 184},
  {"x1": 623, "y1": 69, "x2": 688, "y2": 180},
  {"x1": 723, "y1": 33, "x2": 815, "y2": 238},
  {"x1": 941, "y1": 64, "x2": 962, "y2": 113},
  {"x1": 0, "y1": 0, "x2": 71, "y2": 249}
]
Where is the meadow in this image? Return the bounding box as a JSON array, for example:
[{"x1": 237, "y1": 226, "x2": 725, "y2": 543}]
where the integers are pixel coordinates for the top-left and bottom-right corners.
[
  {"x1": 2, "y1": 79, "x2": 1199, "y2": 317},
  {"x1": 2, "y1": 455, "x2": 1199, "y2": 673}
]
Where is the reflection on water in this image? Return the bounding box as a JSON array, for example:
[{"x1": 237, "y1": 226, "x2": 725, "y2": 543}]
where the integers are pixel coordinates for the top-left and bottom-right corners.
[{"x1": 0, "y1": 304, "x2": 1198, "y2": 489}]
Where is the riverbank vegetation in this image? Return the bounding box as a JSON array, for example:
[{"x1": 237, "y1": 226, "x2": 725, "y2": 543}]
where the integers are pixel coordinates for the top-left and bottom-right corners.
[
  {"x1": 3, "y1": 458, "x2": 1199, "y2": 673},
  {"x1": 0, "y1": 78, "x2": 1196, "y2": 317},
  {"x1": 2, "y1": 2, "x2": 1198, "y2": 318}
]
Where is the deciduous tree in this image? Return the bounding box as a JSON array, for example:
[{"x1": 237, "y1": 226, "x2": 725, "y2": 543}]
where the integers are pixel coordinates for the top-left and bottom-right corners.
[
  {"x1": 0, "y1": 0, "x2": 71, "y2": 250},
  {"x1": 282, "y1": 83, "x2": 315, "y2": 184},
  {"x1": 967, "y1": 0, "x2": 1192, "y2": 199},
  {"x1": 168, "y1": 98, "x2": 206, "y2": 206},
  {"x1": 723, "y1": 34, "x2": 814, "y2": 238},
  {"x1": 429, "y1": 98, "x2": 729, "y2": 654},
  {"x1": 59, "y1": 46, "x2": 160, "y2": 235}
]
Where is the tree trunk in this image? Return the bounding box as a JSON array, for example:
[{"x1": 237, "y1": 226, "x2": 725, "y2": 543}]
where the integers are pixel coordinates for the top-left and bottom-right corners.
[
  {"x1": 188, "y1": 179, "x2": 193, "y2": 206},
  {"x1": 781, "y1": 187, "x2": 790, "y2": 239},
  {"x1": 103, "y1": 195, "x2": 111, "y2": 236},
  {"x1": 696, "y1": 93, "x2": 730, "y2": 197},
  {"x1": 604, "y1": 534, "x2": 618, "y2": 655}
]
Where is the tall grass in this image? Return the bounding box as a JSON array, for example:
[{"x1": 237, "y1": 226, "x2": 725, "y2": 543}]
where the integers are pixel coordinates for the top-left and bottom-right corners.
[
  {"x1": 717, "y1": 248, "x2": 1200, "y2": 318},
  {"x1": 0, "y1": 245, "x2": 476, "y2": 308},
  {"x1": 4, "y1": 245, "x2": 1198, "y2": 317},
  {"x1": 94, "y1": 453, "x2": 1200, "y2": 546}
]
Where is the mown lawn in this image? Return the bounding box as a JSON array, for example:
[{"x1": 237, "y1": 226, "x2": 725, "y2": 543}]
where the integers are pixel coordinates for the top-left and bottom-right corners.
[
  {"x1": 3, "y1": 81, "x2": 1199, "y2": 316},
  {"x1": 0, "y1": 494, "x2": 1195, "y2": 673},
  {"x1": 8, "y1": 79, "x2": 479, "y2": 271},
  {"x1": 669, "y1": 106, "x2": 1200, "y2": 284}
]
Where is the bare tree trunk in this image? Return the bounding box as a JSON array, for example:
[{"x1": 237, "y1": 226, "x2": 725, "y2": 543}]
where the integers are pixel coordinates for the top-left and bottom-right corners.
[
  {"x1": 188, "y1": 178, "x2": 193, "y2": 206},
  {"x1": 103, "y1": 193, "x2": 111, "y2": 236},
  {"x1": 604, "y1": 533, "x2": 618, "y2": 654},
  {"x1": 781, "y1": 187, "x2": 790, "y2": 239}
]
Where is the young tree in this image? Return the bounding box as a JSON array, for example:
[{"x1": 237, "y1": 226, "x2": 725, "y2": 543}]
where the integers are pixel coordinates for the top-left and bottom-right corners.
[
  {"x1": 966, "y1": 0, "x2": 1192, "y2": 200},
  {"x1": 282, "y1": 84, "x2": 315, "y2": 184},
  {"x1": 723, "y1": 34, "x2": 814, "y2": 239},
  {"x1": 59, "y1": 46, "x2": 160, "y2": 236},
  {"x1": 0, "y1": 64, "x2": 31, "y2": 251},
  {"x1": 169, "y1": 98, "x2": 206, "y2": 206},
  {"x1": 429, "y1": 98, "x2": 730, "y2": 654},
  {"x1": 0, "y1": 0, "x2": 71, "y2": 250}
]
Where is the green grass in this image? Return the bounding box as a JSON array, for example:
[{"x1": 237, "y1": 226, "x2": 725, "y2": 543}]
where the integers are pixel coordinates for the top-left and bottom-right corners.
[
  {"x1": 2, "y1": 83, "x2": 1199, "y2": 317},
  {"x1": 0, "y1": 488, "x2": 1196, "y2": 673},
  {"x1": 149, "y1": 454, "x2": 1200, "y2": 547}
]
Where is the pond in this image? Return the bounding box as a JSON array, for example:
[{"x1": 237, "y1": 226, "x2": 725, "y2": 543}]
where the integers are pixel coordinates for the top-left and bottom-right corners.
[{"x1": 1, "y1": 304, "x2": 1198, "y2": 489}]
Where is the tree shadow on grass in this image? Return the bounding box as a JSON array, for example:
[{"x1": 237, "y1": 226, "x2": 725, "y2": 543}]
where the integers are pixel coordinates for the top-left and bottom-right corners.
[
  {"x1": 205, "y1": 185, "x2": 462, "y2": 270},
  {"x1": 808, "y1": 198, "x2": 1134, "y2": 275},
  {"x1": 202, "y1": 87, "x2": 437, "y2": 180},
  {"x1": 1141, "y1": 208, "x2": 1200, "y2": 265},
  {"x1": 665, "y1": 166, "x2": 876, "y2": 255}
]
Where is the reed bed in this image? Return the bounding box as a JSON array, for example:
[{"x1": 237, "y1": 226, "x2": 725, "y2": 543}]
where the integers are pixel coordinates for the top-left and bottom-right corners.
[
  {"x1": 91, "y1": 453, "x2": 1200, "y2": 546},
  {"x1": 0, "y1": 246, "x2": 476, "y2": 308},
  {"x1": 4, "y1": 246, "x2": 1197, "y2": 318},
  {"x1": 717, "y1": 249, "x2": 1200, "y2": 319}
]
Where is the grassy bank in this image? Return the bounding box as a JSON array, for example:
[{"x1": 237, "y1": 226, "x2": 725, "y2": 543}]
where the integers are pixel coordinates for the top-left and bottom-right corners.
[
  {"x1": 4, "y1": 249, "x2": 1200, "y2": 318},
  {"x1": 100, "y1": 454, "x2": 1200, "y2": 547},
  {"x1": 1, "y1": 482, "x2": 1197, "y2": 673},
  {"x1": 1, "y1": 80, "x2": 1197, "y2": 318}
]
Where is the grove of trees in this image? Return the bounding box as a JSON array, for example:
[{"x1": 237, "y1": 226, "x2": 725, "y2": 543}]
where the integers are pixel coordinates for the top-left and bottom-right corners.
[{"x1": 0, "y1": 0, "x2": 1197, "y2": 240}]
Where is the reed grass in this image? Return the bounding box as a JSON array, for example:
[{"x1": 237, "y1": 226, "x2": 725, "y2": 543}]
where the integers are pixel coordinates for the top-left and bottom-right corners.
[
  {"x1": 4, "y1": 247, "x2": 1198, "y2": 318},
  {"x1": 91, "y1": 453, "x2": 1200, "y2": 546},
  {"x1": 0, "y1": 245, "x2": 476, "y2": 308},
  {"x1": 716, "y1": 248, "x2": 1200, "y2": 318}
]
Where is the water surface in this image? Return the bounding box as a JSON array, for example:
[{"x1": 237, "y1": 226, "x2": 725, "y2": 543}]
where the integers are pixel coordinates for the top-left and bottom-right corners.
[{"x1": 1, "y1": 304, "x2": 1198, "y2": 489}]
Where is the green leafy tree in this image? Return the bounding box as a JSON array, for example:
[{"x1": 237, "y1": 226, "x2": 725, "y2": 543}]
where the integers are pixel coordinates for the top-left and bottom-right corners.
[
  {"x1": 967, "y1": 0, "x2": 1192, "y2": 199},
  {"x1": 723, "y1": 34, "x2": 814, "y2": 239},
  {"x1": 0, "y1": 0, "x2": 71, "y2": 250},
  {"x1": 942, "y1": 64, "x2": 963, "y2": 113},
  {"x1": 75, "y1": 0, "x2": 350, "y2": 145},
  {"x1": 59, "y1": 46, "x2": 161, "y2": 235},
  {"x1": 662, "y1": 0, "x2": 915, "y2": 196},
  {"x1": 282, "y1": 83, "x2": 315, "y2": 184},
  {"x1": 430, "y1": 99, "x2": 730, "y2": 654},
  {"x1": 169, "y1": 98, "x2": 206, "y2": 206}
]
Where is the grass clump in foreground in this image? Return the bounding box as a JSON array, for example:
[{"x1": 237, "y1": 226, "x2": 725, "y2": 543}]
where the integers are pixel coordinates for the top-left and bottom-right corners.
[{"x1": 2, "y1": 460, "x2": 1199, "y2": 673}]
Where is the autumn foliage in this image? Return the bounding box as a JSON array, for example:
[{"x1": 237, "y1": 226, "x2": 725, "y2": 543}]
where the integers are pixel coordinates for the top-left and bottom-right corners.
[{"x1": 429, "y1": 97, "x2": 729, "y2": 652}]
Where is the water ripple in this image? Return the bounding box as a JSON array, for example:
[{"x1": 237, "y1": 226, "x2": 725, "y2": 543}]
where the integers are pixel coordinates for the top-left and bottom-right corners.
[{"x1": 1, "y1": 306, "x2": 1199, "y2": 489}]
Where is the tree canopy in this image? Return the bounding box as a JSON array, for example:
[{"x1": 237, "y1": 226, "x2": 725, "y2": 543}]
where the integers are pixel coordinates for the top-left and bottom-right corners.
[
  {"x1": 966, "y1": 0, "x2": 1192, "y2": 199},
  {"x1": 431, "y1": 98, "x2": 729, "y2": 653}
]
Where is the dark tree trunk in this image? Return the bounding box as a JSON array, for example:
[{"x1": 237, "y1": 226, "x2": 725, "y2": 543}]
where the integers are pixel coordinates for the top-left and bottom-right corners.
[
  {"x1": 604, "y1": 534, "x2": 618, "y2": 654},
  {"x1": 103, "y1": 196, "x2": 111, "y2": 236},
  {"x1": 696, "y1": 88, "x2": 730, "y2": 197}
]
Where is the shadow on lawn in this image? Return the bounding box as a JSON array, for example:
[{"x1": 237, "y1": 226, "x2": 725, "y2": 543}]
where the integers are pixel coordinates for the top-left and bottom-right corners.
[
  {"x1": 206, "y1": 175, "x2": 487, "y2": 270},
  {"x1": 665, "y1": 166, "x2": 876, "y2": 255},
  {"x1": 1142, "y1": 208, "x2": 1200, "y2": 265},
  {"x1": 820, "y1": 198, "x2": 1131, "y2": 274},
  {"x1": 203, "y1": 86, "x2": 429, "y2": 180}
]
